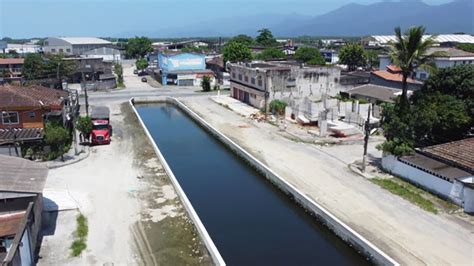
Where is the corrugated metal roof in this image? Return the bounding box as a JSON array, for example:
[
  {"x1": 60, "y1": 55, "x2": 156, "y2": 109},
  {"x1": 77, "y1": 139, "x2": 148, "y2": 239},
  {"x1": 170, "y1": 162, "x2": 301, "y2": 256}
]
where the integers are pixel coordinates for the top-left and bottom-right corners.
[
  {"x1": 371, "y1": 34, "x2": 474, "y2": 44},
  {"x1": 58, "y1": 37, "x2": 111, "y2": 45},
  {"x1": 0, "y1": 155, "x2": 48, "y2": 194},
  {"x1": 0, "y1": 128, "x2": 44, "y2": 145}
]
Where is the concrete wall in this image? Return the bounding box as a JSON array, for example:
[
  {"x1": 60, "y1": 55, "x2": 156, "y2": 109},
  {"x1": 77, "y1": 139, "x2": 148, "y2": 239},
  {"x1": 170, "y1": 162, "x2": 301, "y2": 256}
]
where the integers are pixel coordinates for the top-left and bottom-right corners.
[
  {"x1": 133, "y1": 96, "x2": 399, "y2": 266},
  {"x1": 129, "y1": 98, "x2": 226, "y2": 266},
  {"x1": 381, "y1": 155, "x2": 454, "y2": 198}
]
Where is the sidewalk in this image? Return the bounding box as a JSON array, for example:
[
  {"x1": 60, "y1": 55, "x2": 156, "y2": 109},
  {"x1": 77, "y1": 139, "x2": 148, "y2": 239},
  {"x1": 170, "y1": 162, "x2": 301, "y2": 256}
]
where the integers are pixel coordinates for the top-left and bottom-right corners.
[
  {"x1": 183, "y1": 96, "x2": 473, "y2": 265},
  {"x1": 47, "y1": 144, "x2": 89, "y2": 169}
]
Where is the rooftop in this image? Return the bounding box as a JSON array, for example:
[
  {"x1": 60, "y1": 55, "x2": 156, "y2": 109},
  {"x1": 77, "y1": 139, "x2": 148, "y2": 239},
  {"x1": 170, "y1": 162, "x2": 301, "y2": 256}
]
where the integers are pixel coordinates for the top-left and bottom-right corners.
[
  {"x1": 0, "y1": 58, "x2": 24, "y2": 65},
  {"x1": 368, "y1": 34, "x2": 474, "y2": 44},
  {"x1": 426, "y1": 47, "x2": 474, "y2": 58},
  {"x1": 56, "y1": 37, "x2": 111, "y2": 45},
  {"x1": 419, "y1": 138, "x2": 474, "y2": 174},
  {"x1": 0, "y1": 155, "x2": 48, "y2": 194},
  {"x1": 0, "y1": 84, "x2": 68, "y2": 109},
  {"x1": 0, "y1": 212, "x2": 25, "y2": 238},
  {"x1": 0, "y1": 128, "x2": 44, "y2": 145},
  {"x1": 347, "y1": 84, "x2": 406, "y2": 103},
  {"x1": 371, "y1": 68, "x2": 422, "y2": 85}
]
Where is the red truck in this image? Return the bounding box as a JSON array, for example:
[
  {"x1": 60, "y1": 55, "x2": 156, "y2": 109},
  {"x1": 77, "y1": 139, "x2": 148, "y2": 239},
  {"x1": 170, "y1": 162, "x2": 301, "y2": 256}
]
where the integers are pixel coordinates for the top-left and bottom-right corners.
[{"x1": 91, "y1": 106, "x2": 112, "y2": 145}]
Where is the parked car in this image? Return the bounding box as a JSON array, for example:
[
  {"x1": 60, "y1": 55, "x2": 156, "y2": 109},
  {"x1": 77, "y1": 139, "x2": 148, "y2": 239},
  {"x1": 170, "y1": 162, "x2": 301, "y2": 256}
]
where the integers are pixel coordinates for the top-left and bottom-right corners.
[
  {"x1": 141, "y1": 77, "x2": 147, "y2": 82},
  {"x1": 133, "y1": 69, "x2": 138, "y2": 74}
]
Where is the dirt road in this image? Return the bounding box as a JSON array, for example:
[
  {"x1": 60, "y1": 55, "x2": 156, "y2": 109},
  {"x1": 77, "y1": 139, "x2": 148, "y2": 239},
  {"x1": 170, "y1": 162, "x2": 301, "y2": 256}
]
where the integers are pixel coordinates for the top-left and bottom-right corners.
[{"x1": 183, "y1": 96, "x2": 474, "y2": 265}]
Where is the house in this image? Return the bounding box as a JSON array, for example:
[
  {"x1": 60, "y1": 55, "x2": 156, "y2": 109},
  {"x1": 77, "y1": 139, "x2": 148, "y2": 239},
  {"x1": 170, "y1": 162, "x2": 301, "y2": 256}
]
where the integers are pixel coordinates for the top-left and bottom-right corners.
[
  {"x1": 345, "y1": 84, "x2": 411, "y2": 104},
  {"x1": 0, "y1": 155, "x2": 48, "y2": 264},
  {"x1": 228, "y1": 61, "x2": 341, "y2": 120},
  {"x1": 43, "y1": 37, "x2": 112, "y2": 56},
  {"x1": 382, "y1": 138, "x2": 474, "y2": 213},
  {"x1": 339, "y1": 70, "x2": 370, "y2": 90},
  {"x1": 206, "y1": 56, "x2": 228, "y2": 86},
  {"x1": 361, "y1": 34, "x2": 474, "y2": 48},
  {"x1": 379, "y1": 47, "x2": 474, "y2": 80},
  {"x1": 81, "y1": 46, "x2": 123, "y2": 62},
  {"x1": 0, "y1": 58, "x2": 24, "y2": 80},
  {"x1": 157, "y1": 52, "x2": 215, "y2": 86},
  {"x1": 63, "y1": 57, "x2": 114, "y2": 84},
  {"x1": 370, "y1": 65, "x2": 423, "y2": 90},
  {"x1": 0, "y1": 85, "x2": 69, "y2": 156},
  {"x1": 320, "y1": 49, "x2": 339, "y2": 64}
]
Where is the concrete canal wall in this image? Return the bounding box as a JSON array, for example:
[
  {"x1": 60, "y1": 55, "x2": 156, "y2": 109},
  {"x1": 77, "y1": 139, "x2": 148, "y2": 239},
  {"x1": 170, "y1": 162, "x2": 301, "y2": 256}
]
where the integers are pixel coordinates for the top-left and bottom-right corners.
[
  {"x1": 129, "y1": 98, "x2": 226, "y2": 266},
  {"x1": 131, "y1": 96, "x2": 399, "y2": 266}
]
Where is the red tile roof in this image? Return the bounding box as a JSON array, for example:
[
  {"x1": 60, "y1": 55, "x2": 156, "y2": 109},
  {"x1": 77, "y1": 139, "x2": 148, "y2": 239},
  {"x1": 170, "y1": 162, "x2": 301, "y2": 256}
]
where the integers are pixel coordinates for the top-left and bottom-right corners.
[
  {"x1": 420, "y1": 138, "x2": 474, "y2": 174},
  {"x1": 371, "y1": 70, "x2": 422, "y2": 84},
  {"x1": 0, "y1": 84, "x2": 68, "y2": 109},
  {"x1": 0, "y1": 58, "x2": 24, "y2": 65},
  {"x1": 386, "y1": 65, "x2": 402, "y2": 73}
]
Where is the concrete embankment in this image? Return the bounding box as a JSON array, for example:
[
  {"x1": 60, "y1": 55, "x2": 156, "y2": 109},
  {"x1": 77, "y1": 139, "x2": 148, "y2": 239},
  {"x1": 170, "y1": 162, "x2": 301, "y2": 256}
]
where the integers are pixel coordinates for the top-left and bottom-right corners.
[{"x1": 131, "y1": 96, "x2": 399, "y2": 266}]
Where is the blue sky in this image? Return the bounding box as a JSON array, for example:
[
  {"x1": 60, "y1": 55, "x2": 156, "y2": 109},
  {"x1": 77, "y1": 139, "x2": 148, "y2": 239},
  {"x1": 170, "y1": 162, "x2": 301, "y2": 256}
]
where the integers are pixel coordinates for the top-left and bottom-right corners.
[{"x1": 0, "y1": 0, "x2": 453, "y2": 38}]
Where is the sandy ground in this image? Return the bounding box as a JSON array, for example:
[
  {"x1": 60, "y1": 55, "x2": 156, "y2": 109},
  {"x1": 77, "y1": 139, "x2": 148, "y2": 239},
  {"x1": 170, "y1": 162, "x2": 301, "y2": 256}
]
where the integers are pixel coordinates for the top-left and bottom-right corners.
[
  {"x1": 183, "y1": 96, "x2": 474, "y2": 265},
  {"x1": 38, "y1": 102, "x2": 211, "y2": 265}
]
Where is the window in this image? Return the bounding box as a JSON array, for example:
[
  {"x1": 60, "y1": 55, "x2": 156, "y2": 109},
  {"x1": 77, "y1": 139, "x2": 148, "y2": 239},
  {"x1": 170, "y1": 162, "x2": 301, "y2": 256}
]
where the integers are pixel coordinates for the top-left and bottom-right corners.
[
  {"x1": 2, "y1": 112, "x2": 19, "y2": 124},
  {"x1": 258, "y1": 79, "x2": 263, "y2": 86},
  {"x1": 66, "y1": 48, "x2": 71, "y2": 52},
  {"x1": 51, "y1": 48, "x2": 56, "y2": 53},
  {"x1": 232, "y1": 72, "x2": 236, "y2": 78},
  {"x1": 419, "y1": 73, "x2": 427, "y2": 80},
  {"x1": 251, "y1": 77, "x2": 255, "y2": 84},
  {"x1": 238, "y1": 74, "x2": 242, "y2": 80},
  {"x1": 244, "y1": 75, "x2": 248, "y2": 82},
  {"x1": 59, "y1": 48, "x2": 64, "y2": 53},
  {"x1": 29, "y1": 112, "x2": 36, "y2": 118}
]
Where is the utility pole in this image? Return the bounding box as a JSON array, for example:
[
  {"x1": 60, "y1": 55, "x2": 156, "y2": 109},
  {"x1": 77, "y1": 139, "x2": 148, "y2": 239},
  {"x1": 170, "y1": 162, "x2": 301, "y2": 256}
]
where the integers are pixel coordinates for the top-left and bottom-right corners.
[
  {"x1": 362, "y1": 105, "x2": 371, "y2": 173},
  {"x1": 82, "y1": 71, "x2": 89, "y2": 116}
]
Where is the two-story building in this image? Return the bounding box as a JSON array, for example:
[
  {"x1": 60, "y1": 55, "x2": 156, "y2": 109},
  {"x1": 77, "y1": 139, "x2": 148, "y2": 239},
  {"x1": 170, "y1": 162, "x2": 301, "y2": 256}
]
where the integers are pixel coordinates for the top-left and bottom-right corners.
[
  {"x1": 43, "y1": 37, "x2": 112, "y2": 56},
  {"x1": 0, "y1": 58, "x2": 24, "y2": 80},
  {"x1": 157, "y1": 52, "x2": 215, "y2": 86},
  {"x1": 228, "y1": 61, "x2": 341, "y2": 119}
]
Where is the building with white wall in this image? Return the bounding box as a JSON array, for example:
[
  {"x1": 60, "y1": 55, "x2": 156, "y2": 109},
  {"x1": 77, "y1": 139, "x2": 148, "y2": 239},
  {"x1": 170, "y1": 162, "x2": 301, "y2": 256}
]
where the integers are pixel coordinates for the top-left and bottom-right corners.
[
  {"x1": 43, "y1": 37, "x2": 112, "y2": 56},
  {"x1": 362, "y1": 34, "x2": 474, "y2": 47},
  {"x1": 379, "y1": 47, "x2": 474, "y2": 80},
  {"x1": 382, "y1": 138, "x2": 474, "y2": 213},
  {"x1": 81, "y1": 47, "x2": 123, "y2": 62},
  {"x1": 0, "y1": 44, "x2": 41, "y2": 55},
  {"x1": 228, "y1": 61, "x2": 341, "y2": 120}
]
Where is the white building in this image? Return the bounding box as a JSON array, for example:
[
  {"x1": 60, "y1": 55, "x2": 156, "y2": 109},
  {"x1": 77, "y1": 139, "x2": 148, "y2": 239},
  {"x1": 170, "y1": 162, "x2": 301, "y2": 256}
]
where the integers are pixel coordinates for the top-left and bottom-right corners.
[
  {"x1": 0, "y1": 44, "x2": 41, "y2": 54},
  {"x1": 81, "y1": 47, "x2": 123, "y2": 62},
  {"x1": 362, "y1": 34, "x2": 474, "y2": 47},
  {"x1": 382, "y1": 138, "x2": 474, "y2": 213},
  {"x1": 228, "y1": 61, "x2": 341, "y2": 120},
  {"x1": 43, "y1": 37, "x2": 112, "y2": 56},
  {"x1": 379, "y1": 47, "x2": 474, "y2": 80}
]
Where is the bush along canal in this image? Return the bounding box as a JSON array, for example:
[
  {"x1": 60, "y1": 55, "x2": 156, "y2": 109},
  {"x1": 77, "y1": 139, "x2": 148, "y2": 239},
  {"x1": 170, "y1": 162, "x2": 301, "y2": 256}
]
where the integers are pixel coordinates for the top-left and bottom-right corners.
[{"x1": 136, "y1": 102, "x2": 372, "y2": 265}]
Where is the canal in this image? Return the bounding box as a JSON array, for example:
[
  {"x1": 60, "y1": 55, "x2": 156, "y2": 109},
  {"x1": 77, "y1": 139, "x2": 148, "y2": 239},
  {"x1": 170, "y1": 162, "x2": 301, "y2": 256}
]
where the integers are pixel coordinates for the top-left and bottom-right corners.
[{"x1": 136, "y1": 103, "x2": 371, "y2": 265}]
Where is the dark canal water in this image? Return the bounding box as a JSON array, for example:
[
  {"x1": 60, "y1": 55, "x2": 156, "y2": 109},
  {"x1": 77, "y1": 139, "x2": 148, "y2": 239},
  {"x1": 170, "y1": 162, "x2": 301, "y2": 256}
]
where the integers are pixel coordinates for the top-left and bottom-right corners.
[{"x1": 136, "y1": 103, "x2": 371, "y2": 266}]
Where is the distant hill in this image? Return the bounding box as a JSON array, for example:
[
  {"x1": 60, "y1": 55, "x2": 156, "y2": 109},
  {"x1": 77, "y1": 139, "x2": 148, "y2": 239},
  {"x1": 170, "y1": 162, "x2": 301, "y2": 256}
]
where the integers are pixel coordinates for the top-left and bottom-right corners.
[
  {"x1": 120, "y1": 0, "x2": 473, "y2": 37},
  {"x1": 274, "y1": 0, "x2": 474, "y2": 36}
]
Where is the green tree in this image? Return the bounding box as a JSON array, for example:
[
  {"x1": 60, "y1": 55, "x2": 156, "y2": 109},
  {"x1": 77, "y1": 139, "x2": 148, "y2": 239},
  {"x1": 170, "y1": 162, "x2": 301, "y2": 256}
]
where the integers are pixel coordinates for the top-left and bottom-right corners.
[
  {"x1": 456, "y1": 43, "x2": 474, "y2": 53},
  {"x1": 201, "y1": 76, "x2": 211, "y2": 92},
  {"x1": 223, "y1": 41, "x2": 252, "y2": 63},
  {"x1": 366, "y1": 50, "x2": 380, "y2": 70},
  {"x1": 23, "y1": 53, "x2": 45, "y2": 80},
  {"x1": 135, "y1": 58, "x2": 148, "y2": 71},
  {"x1": 44, "y1": 122, "x2": 71, "y2": 160},
  {"x1": 229, "y1": 34, "x2": 254, "y2": 46},
  {"x1": 76, "y1": 116, "x2": 93, "y2": 142},
  {"x1": 255, "y1": 28, "x2": 278, "y2": 47},
  {"x1": 379, "y1": 64, "x2": 473, "y2": 155},
  {"x1": 338, "y1": 44, "x2": 367, "y2": 71},
  {"x1": 256, "y1": 48, "x2": 286, "y2": 60},
  {"x1": 43, "y1": 54, "x2": 77, "y2": 80},
  {"x1": 389, "y1": 26, "x2": 438, "y2": 108},
  {"x1": 125, "y1": 36, "x2": 153, "y2": 59},
  {"x1": 294, "y1": 47, "x2": 325, "y2": 65},
  {"x1": 114, "y1": 63, "x2": 124, "y2": 87}
]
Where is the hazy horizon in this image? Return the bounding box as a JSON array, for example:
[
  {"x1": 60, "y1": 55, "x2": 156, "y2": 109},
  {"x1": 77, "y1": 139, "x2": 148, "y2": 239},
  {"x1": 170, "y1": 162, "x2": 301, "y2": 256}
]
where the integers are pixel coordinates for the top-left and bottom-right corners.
[{"x1": 0, "y1": 0, "x2": 457, "y2": 38}]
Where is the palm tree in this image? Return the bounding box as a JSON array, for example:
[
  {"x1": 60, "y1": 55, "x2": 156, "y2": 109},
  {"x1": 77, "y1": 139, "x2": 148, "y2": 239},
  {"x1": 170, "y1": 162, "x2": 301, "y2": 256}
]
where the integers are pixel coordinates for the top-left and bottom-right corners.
[{"x1": 389, "y1": 26, "x2": 439, "y2": 108}]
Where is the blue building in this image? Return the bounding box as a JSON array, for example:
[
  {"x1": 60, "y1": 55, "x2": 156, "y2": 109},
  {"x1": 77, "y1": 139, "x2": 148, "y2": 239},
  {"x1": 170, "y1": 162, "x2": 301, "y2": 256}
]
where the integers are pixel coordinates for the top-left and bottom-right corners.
[{"x1": 158, "y1": 52, "x2": 215, "y2": 86}]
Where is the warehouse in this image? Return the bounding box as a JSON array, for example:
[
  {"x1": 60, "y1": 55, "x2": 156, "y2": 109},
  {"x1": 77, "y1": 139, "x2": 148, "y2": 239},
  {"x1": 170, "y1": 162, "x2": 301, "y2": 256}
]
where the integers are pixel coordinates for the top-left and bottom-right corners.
[{"x1": 157, "y1": 52, "x2": 215, "y2": 86}]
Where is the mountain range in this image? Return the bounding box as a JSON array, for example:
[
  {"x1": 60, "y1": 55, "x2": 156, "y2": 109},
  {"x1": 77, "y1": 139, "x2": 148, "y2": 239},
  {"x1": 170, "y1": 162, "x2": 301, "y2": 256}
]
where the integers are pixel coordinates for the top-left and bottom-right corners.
[{"x1": 128, "y1": 0, "x2": 473, "y2": 37}]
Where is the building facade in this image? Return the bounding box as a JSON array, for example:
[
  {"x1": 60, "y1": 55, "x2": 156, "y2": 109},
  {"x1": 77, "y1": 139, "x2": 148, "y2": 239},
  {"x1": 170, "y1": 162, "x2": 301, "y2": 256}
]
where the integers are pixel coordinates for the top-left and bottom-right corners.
[
  {"x1": 158, "y1": 53, "x2": 215, "y2": 86},
  {"x1": 228, "y1": 61, "x2": 341, "y2": 112},
  {"x1": 81, "y1": 47, "x2": 123, "y2": 62},
  {"x1": 43, "y1": 37, "x2": 112, "y2": 56},
  {"x1": 0, "y1": 58, "x2": 24, "y2": 79}
]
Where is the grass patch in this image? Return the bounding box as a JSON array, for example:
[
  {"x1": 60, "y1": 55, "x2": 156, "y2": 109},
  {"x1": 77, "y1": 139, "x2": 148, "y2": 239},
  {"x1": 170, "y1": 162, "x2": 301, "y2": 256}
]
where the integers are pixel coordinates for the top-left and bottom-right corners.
[
  {"x1": 70, "y1": 214, "x2": 88, "y2": 257},
  {"x1": 371, "y1": 178, "x2": 438, "y2": 214}
]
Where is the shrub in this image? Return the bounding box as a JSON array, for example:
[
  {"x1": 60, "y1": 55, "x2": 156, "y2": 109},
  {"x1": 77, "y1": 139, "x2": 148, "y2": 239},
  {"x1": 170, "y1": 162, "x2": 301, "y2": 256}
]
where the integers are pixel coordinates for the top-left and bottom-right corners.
[
  {"x1": 201, "y1": 76, "x2": 211, "y2": 92},
  {"x1": 269, "y1": 99, "x2": 287, "y2": 115}
]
